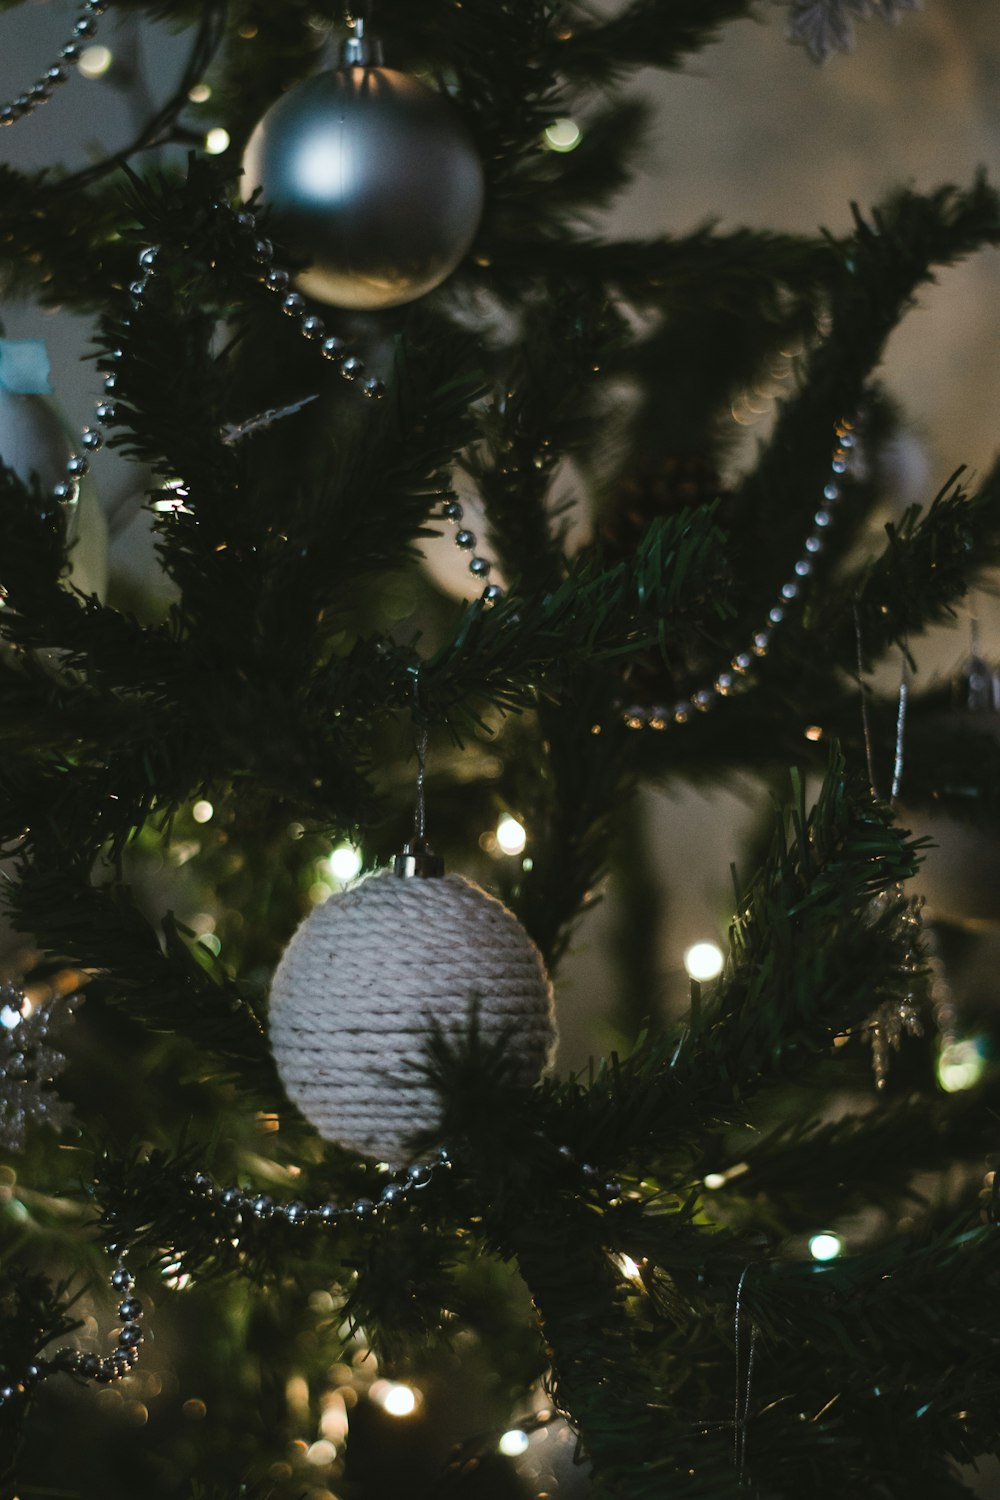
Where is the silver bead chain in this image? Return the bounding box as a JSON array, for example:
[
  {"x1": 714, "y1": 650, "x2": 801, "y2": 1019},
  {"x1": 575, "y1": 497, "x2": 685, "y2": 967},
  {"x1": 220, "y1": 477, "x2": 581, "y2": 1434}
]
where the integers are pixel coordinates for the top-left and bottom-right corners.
[
  {"x1": 188, "y1": 1142, "x2": 623, "y2": 1226},
  {"x1": 49, "y1": 210, "x2": 384, "y2": 523},
  {"x1": 0, "y1": 1259, "x2": 144, "y2": 1410},
  {"x1": 620, "y1": 416, "x2": 857, "y2": 731},
  {"x1": 188, "y1": 1146, "x2": 454, "y2": 1227},
  {"x1": 440, "y1": 498, "x2": 504, "y2": 605},
  {"x1": 0, "y1": 1145, "x2": 624, "y2": 1407},
  {"x1": 232, "y1": 206, "x2": 386, "y2": 401},
  {"x1": 0, "y1": 0, "x2": 107, "y2": 128}
]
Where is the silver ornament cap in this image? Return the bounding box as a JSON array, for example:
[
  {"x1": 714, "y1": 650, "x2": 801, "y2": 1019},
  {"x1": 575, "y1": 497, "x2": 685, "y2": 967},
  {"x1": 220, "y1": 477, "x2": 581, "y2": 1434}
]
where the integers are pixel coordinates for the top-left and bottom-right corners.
[{"x1": 241, "y1": 54, "x2": 485, "y2": 311}]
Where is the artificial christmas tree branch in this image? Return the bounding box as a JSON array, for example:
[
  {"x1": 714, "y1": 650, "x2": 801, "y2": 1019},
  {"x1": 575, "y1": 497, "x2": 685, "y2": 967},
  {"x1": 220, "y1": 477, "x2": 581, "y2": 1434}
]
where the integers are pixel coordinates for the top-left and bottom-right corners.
[{"x1": 1, "y1": 2, "x2": 1000, "y2": 1495}]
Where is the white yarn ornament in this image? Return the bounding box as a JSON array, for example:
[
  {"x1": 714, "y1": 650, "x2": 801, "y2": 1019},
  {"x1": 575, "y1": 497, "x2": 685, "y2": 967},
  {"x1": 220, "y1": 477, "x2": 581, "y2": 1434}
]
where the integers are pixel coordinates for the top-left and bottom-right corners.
[{"x1": 268, "y1": 871, "x2": 556, "y2": 1164}]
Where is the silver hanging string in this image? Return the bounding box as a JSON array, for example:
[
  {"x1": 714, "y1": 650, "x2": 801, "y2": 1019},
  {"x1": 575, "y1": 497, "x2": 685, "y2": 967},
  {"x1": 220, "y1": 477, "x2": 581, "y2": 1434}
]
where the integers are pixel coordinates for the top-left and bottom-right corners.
[
  {"x1": 890, "y1": 641, "x2": 910, "y2": 806},
  {"x1": 414, "y1": 724, "x2": 429, "y2": 844},
  {"x1": 733, "y1": 1266, "x2": 758, "y2": 1483},
  {"x1": 394, "y1": 671, "x2": 444, "y2": 877},
  {"x1": 853, "y1": 598, "x2": 879, "y2": 799}
]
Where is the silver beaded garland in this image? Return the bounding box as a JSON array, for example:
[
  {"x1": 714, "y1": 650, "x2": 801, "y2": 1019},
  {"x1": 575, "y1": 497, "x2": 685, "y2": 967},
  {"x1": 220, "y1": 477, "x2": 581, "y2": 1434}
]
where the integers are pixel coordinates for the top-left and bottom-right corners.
[
  {"x1": 619, "y1": 417, "x2": 858, "y2": 731},
  {"x1": 49, "y1": 206, "x2": 388, "y2": 527},
  {"x1": 0, "y1": 0, "x2": 107, "y2": 128},
  {"x1": 439, "y1": 498, "x2": 504, "y2": 605},
  {"x1": 0, "y1": 1259, "x2": 145, "y2": 1412}
]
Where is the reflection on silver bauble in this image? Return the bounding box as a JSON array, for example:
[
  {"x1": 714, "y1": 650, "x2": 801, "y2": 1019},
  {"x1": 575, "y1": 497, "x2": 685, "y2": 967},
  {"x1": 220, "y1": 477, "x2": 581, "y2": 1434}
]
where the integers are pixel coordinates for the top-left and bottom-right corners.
[
  {"x1": 0, "y1": 387, "x2": 107, "y2": 598},
  {"x1": 241, "y1": 67, "x2": 485, "y2": 310}
]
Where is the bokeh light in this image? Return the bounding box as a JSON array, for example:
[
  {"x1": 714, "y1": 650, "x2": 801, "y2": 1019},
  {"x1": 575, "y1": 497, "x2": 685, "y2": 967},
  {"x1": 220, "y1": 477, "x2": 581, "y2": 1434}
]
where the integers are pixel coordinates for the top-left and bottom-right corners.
[
  {"x1": 328, "y1": 844, "x2": 363, "y2": 883},
  {"x1": 808, "y1": 1231, "x2": 843, "y2": 1261},
  {"x1": 496, "y1": 815, "x2": 527, "y2": 856},
  {"x1": 544, "y1": 118, "x2": 582, "y2": 152},
  {"x1": 78, "y1": 45, "x2": 113, "y2": 78},
  {"x1": 937, "y1": 1036, "x2": 988, "y2": 1093}
]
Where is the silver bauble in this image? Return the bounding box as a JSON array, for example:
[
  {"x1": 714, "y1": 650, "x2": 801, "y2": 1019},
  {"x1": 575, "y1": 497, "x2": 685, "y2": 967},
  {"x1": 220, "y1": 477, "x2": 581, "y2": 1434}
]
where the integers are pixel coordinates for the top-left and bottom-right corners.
[
  {"x1": 241, "y1": 66, "x2": 485, "y2": 311},
  {"x1": 0, "y1": 386, "x2": 107, "y2": 598}
]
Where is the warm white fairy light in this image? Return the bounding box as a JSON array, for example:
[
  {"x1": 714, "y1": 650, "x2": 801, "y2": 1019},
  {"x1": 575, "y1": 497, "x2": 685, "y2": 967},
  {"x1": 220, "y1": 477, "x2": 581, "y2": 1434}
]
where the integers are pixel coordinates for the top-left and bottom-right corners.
[
  {"x1": 378, "y1": 1383, "x2": 418, "y2": 1418},
  {"x1": 703, "y1": 1172, "x2": 727, "y2": 1191},
  {"x1": 496, "y1": 815, "x2": 527, "y2": 856},
  {"x1": 327, "y1": 844, "x2": 363, "y2": 883},
  {"x1": 205, "y1": 127, "x2": 231, "y2": 155},
  {"x1": 684, "y1": 941, "x2": 724, "y2": 981},
  {"x1": 808, "y1": 1231, "x2": 843, "y2": 1262},
  {"x1": 498, "y1": 1428, "x2": 530, "y2": 1457},
  {"x1": 192, "y1": 800, "x2": 214, "y2": 824},
  {"x1": 78, "y1": 45, "x2": 113, "y2": 79},
  {"x1": 188, "y1": 82, "x2": 212, "y2": 103},
  {"x1": 937, "y1": 1037, "x2": 987, "y2": 1093},
  {"x1": 616, "y1": 1254, "x2": 641, "y2": 1280},
  {"x1": 544, "y1": 117, "x2": 582, "y2": 152}
]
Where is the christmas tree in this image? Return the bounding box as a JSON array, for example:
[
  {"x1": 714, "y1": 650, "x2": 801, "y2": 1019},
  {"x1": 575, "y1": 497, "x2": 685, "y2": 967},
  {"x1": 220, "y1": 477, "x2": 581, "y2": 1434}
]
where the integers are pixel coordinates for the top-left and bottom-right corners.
[{"x1": 2, "y1": 2, "x2": 1000, "y2": 1497}]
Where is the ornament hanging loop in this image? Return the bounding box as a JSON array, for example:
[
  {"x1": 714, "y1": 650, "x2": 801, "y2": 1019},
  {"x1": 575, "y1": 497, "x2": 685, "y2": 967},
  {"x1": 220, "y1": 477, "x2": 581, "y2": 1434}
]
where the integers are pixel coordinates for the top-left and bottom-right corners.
[
  {"x1": 394, "y1": 687, "x2": 444, "y2": 878},
  {"x1": 342, "y1": 7, "x2": 384, "y2": 67}
]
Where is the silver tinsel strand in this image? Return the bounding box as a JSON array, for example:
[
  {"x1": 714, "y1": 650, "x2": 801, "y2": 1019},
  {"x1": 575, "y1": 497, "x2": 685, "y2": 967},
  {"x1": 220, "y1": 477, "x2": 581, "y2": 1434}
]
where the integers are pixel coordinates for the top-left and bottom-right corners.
[
  {"x1": 0, "y1": 981, "x2": 79, "y2": 1151},
  {"x1": 783, "y1": 0, "x2": 919, "y2": 63},
  {"x1": 862, "y1": 891, "x2": 926, "y2": 1089}
]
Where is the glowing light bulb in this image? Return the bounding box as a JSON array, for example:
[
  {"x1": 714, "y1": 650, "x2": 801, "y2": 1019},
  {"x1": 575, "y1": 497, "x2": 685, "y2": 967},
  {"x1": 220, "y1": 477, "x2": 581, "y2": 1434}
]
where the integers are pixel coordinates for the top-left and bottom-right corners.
[
  {"x1": 808, "y1": 1231, "x2": 843, "y2": 1262},
  {"x1": 617, "y1": 1254, "x2": 641, "y2": 1280},
  {"x1": 0, "y1": 1004, "x2": 23, "y2": 1030},
  {"x1": 498, "y1": 1428, "x2": 530, "y2": 1457},
  {"x1": 192, "y1": 800, "x2": 214, "y2": 824},
  {"x1": 205, "y1": 127, "x2": 231, "y2": 155},
  {"x1": 188, "y1": 82, "x2": 212, "y2": 103},
  {"x1": 381, "y1": 1383, "x2": 417, "y2": 1418},
  {"x1": 328, "y1": 844, "x2": 363, "y2": 883},
  {"x1": 496, "y1": 815, "x2": 527, "y2": 856},
  {"x1": 306, "y1": 1439, "x2": 337, "y2": 1466},
  {"x1": 703, "y1": 1172, "x2": 726, "y2": 1191},
  {"x1": 684, "y1": 941, "x2": 724, "y2": 981},
  {"x1": 78, "y1": 45, "x2": 113, "y2": 78},
  {"x1": 544, "y1": 117, "x2": 582, "y2": 152},
  {"x1": 938, "y1": 1037, "x2": 988, "y2": 1093}
]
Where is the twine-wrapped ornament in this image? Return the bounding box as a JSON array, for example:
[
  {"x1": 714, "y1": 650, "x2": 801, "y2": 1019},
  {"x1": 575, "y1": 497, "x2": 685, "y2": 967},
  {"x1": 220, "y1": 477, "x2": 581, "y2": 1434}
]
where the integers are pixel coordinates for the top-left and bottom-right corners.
[{"x1": 268, "y1": 843, "x2": 555, "y2": 1164}]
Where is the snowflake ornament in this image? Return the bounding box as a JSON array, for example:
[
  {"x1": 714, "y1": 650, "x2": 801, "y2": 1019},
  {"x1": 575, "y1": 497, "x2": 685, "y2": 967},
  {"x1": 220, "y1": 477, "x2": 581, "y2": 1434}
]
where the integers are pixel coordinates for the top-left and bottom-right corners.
[
  {"x1": 0, "y1": 980, "x2": 79, "y2": 1152},
  {"x1": 783, "y1": 0, "x2": 919, "y2": 63}
]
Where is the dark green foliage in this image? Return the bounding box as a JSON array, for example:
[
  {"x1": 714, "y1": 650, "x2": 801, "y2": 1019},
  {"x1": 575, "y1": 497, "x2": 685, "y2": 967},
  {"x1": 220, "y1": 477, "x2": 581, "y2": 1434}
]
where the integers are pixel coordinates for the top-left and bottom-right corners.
[{"x1": 2, "y1": 2, "x2": 1000, "y2": 1498}]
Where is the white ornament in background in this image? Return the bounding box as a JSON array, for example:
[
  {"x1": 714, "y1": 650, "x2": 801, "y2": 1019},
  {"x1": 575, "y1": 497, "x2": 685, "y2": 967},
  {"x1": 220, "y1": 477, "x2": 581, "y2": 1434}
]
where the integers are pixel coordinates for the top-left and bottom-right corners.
[
  {"x1": 0, "y1": 338, "x2": 107, "y2": 599},
  {"x1": 268, "y1": 871, "x2": 555, "y2": 1165}
]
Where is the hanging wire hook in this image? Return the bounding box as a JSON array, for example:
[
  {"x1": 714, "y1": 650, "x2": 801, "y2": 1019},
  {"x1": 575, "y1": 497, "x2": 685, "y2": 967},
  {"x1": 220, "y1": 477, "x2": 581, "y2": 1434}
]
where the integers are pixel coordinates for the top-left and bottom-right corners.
[
  {"x1": 394, "y1": 667, "x2": 444, "y2": 878},
  {"x1": 853, "y1": 597, "x2": 879, "y2": 799},
  {"x1": 733, "y1": 1266, "x2": 758, "y2": 1485}
]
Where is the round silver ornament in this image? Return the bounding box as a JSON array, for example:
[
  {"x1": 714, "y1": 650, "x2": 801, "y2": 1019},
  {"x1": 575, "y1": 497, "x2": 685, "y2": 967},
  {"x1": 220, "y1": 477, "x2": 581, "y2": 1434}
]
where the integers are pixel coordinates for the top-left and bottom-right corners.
[
  {"x1": 241, "y1": 54, "x2": 485, "y2": 311},
  {"x1": 268, "y1": 869, "x2": 555, "y2": 1164}
]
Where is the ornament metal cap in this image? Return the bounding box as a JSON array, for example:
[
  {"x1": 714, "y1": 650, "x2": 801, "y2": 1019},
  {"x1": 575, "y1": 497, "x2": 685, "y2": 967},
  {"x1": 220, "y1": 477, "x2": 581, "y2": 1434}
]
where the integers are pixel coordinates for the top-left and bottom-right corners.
[
  {"x1": 393, "y1": 839, "x2": 445, "y2": 879},
  {"x1": 341, "y1": 17, "x2": 384, "y2": 68}
]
